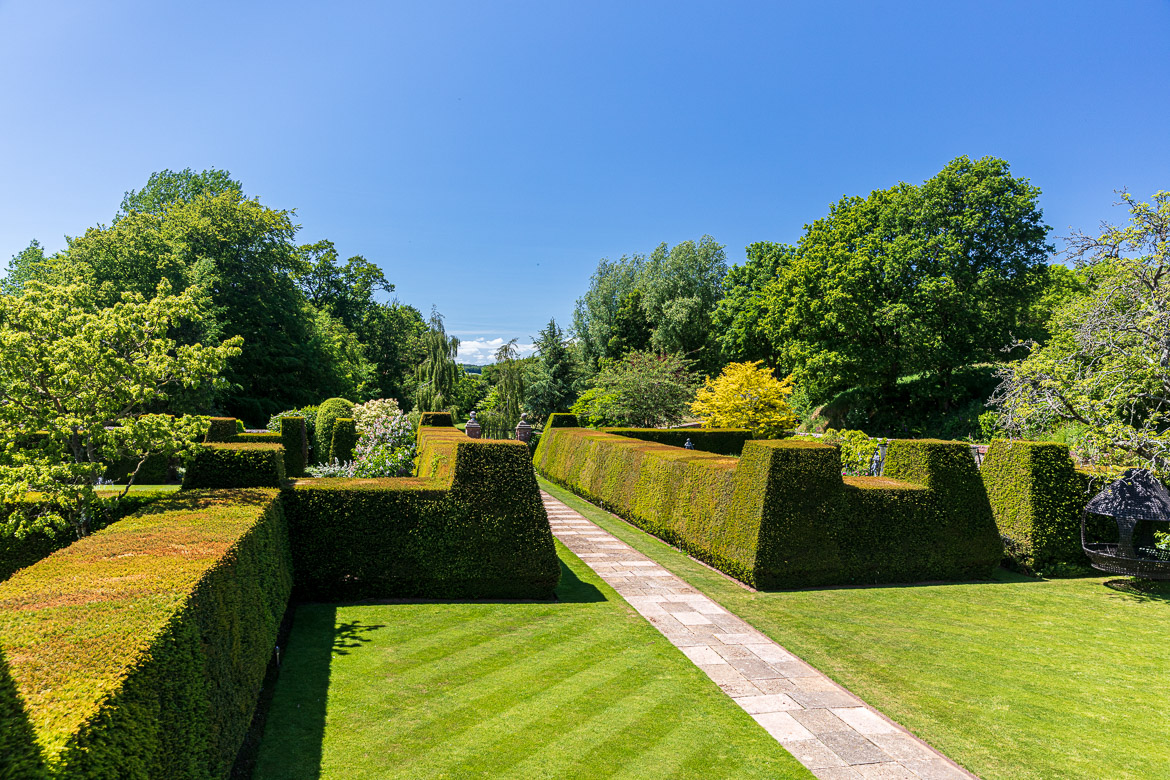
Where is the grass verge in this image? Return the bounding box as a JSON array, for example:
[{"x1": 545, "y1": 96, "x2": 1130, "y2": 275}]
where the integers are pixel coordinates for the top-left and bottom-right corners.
[
  {"x1": 252, "y1": 538, "x2": 812, "y2": 780},
  {"x1": 538, "y1": 477, "x2": 1170, "y2": 780}
]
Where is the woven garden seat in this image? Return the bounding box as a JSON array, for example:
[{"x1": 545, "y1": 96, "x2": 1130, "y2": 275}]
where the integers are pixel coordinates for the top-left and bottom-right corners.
[{"x1": 1082, "y1": 468, "x2": 1170, "y2": 580}]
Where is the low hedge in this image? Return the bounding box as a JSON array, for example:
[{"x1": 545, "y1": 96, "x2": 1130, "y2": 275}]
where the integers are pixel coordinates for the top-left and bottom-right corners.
[
  {"x1": 535, "y1": 429, "x2": 1002, "y2": 588},
  {"x1": 330, "y1": 418, "x2": 357, "y2": 463},
  {"x1": 283, "y1": 426, "x2": 560, "y2": 600},
  {"x1": 603, "y1": 427, "x2": 753, "y2": 456},
  {"x1": 419, "y1": 411, "x2": 454, "y2": 427},
  {"x1": 980, "y1": 440, "x2": 1104, "y2": 570},
  {"x1": 182, "y1": 443, "x2": 286, "y2": 490},
  {"x1": 0, "y1": 491, "x2": 174, "y2": 582},
  {"x1": 315, "y1": 399, "x2": 354, "y2": 463},
  {"x1": 204, "y1": 417, "x2": 240, "y2": 443},
  {"x1": 226, "y1": 417, "x2": 309, "y2": 478},
  {"x1": 0, "y1": 489, "x2": 292, "y2": 779}
]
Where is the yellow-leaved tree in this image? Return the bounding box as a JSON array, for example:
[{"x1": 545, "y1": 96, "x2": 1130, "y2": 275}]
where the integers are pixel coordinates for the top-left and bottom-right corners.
[{"x1": 690, "y1": 360, "x2": 797, "y2": 438}]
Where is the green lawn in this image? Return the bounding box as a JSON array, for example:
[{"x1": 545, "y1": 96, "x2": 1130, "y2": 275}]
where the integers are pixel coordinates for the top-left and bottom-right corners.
[
  {"x1": 538, "y1": 478, "x2": 1170, "y2": 780},
  {"x1": 94, "y1": 483, "x2": 181, "y2": 494},
  {"x1": 252, "y1": 539, "x2": 812, "y2": 780}
]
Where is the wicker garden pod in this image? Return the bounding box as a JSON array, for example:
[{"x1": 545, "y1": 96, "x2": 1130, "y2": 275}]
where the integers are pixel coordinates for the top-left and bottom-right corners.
[{"x1": 1081, "y1": 468, "x2": 1170, "y2": 579}]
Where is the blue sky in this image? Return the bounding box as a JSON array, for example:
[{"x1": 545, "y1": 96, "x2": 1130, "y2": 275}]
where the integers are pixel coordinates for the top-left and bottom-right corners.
[{"x1": 2, "y1": 1, "x2": 1168, "y2": 363}]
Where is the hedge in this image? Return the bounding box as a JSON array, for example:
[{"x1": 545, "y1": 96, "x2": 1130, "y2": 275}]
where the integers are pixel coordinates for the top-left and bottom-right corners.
[
  {"x1": 282, "y1": 426, "x2": 560, "y2": 600},
  {"x1": 181, "y1": 443, "x2": 286, "y2": 490},
  {"x1": 315, "y1": 399, "x2": 354, "y2": 463},
  {"x1": 0, "y1": 489, "x2": 292, "y2": 779},
  {"x1": 535, "y1": 429, "x2": 1002, "y2": 588},
  {"x1": 103, "y1": 452, "x2": 171, "y2": 485},
  {"x1": 603, "y1": 427, "x2": 754, "y2": 456},
  {"x1": 0, "y1": 491, "x2": 173, "y2": 582},
  {"x1": 228, "y1": 418, "x2": 309, "y2": 479},
  {"x1": 980, "y1": 440, "x2": 1106, "y2": 570},
  {"x1": 279, "y1": 417, "x2": 309, "y2": 478},
  {"x1": 419, "y1": 411, "x2": 455, "y2": 427},
  {"x1": 204, "y1": 417, "x2": 240, "y2": 443},
  {"x1": 545, "y1": 413, "x2": 579, "y2": 429},
  {"x1": 330, "y1": 418, "x2": 357, "y2": 464}
]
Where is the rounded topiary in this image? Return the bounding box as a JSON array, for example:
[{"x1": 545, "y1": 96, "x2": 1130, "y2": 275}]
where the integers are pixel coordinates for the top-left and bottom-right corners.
[{"x1": 316, "y1": 398, "x2": 355, "y2": 463}]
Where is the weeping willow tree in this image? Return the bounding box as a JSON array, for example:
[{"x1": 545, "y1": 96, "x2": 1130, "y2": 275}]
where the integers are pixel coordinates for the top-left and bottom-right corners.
[
  {"x1": 413, "y1": 310, "x2": 460, "y2": 412},
  {"x1": 481, "y1": 339, "x2": 526, "y2": 438}
]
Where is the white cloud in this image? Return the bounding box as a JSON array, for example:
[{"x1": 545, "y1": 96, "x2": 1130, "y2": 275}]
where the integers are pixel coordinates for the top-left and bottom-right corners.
[{"x1": 457, "y1": 338, "x2": 536, "y2": 365}]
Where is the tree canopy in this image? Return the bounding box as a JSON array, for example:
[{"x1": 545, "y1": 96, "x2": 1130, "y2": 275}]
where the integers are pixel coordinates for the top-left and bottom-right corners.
[
  {"x1": 3, "y1": 168, "x2": 425, "y2": 423},
  {"x1": 993, "y1": 191, "x2": 1170, "y2": 471},
  {"x1": 763, "y1": 156, "x2": 1052, "y2": 402},
  {"x1": 0, "y1": 279, "x2": 241, "y2": 535},
  {"x1": 573, "y1": 236, "x2": 727, "y2": 373}
]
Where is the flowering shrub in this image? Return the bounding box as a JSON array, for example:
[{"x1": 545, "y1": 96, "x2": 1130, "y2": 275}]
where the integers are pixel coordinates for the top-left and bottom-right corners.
[
  {"x1": 305, "y1": 459, "x2": 354, "y2": 478},
  {"x1": 352, "y1": 398, "x2": 416, "y2": 477},
  {"x1": 302, "y1": 399, "x2": 417, "y2": 478}
]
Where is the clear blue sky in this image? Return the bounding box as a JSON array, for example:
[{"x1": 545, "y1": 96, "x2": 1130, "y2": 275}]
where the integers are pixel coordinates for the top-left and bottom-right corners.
[{"x1": 2, "y1": 1, "x2": 1167, "y2": 363}]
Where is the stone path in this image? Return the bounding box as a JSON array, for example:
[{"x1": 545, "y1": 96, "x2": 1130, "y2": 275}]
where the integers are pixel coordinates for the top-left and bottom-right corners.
[{"x1": 543, "y1": 490, "x2": 976, "y2": 780}]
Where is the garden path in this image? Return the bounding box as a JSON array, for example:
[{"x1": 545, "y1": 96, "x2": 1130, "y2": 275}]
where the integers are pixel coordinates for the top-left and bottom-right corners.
[{"x1": 542, "y1": 490, "x2": 977, "y2": 780}]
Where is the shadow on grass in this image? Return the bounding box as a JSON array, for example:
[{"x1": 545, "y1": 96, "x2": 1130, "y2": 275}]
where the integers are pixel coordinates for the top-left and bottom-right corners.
[
  {"x1": 1103, "y1": 578, "x2": 1170, "y2": 603},
  {"x1": 555, "y1": 556, "x2": 606, "y2": 603},
  {"x1": 332, "y1": 620, "x2": 386, "y2": 656}
]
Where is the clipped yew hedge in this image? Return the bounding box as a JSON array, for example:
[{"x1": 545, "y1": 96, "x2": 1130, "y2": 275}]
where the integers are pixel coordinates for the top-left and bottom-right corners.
[
  {"x1": 315, "y1": 398, "x2": 354, "y2": 463},
  {"x1": 182, "y1": 443, "x2": 285, "y2": 490},
  {"x1": 0, "y1": 489, "x2": 292, "y2": 779},
  {"x1": 329, "y1": 418, "x2": 357, "y2": 463},
  {"x1": 0, "y1": 491, "x2": 173, "y2": 582},
  {"x1": 545, "y1": 413, "x2": 579, "y2": 429},
  {"x1": 535, "y1": 429, "x2": 1002, "y2": 588},
  {"x1": 419, "y1": 411, "x2": 455, "y2": 427},
  {"x1": 603, "y1": 427, "x2": 754, "y2": 456},
  {"x1": 283, "y1": 425, "x2": 560, "y2": 600},
  {"x1": 204, "y1": 417, "x2": 240, "y2": 442},
  {"x1": 228, "y1": 415, "x2": 309, "y2": 478},
  {"x1": 980, "y1": 440, "x2": 1104, "y2": 570}
]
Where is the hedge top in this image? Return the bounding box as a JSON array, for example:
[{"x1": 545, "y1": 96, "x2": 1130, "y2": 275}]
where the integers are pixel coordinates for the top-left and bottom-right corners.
[
  {"x1": 419, "y1": 411, "x2": 455, "y2": 427},
  {"x1": 545, "y1": 413, "x2": 579, "y2": 429},
  {"x1": 0, "y1": 489, "x2": 280, "y2": 763}
]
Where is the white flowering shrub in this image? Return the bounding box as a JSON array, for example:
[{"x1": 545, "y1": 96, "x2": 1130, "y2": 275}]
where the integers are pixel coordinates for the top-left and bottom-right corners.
[{"x1": 350, "y1": 398, "x2": 416, "y2": 477}]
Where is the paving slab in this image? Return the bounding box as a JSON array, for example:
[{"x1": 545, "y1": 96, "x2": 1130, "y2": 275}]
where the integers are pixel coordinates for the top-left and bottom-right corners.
[{"x1": 542, "y1": 490, "x2": 978, "y2": 779}]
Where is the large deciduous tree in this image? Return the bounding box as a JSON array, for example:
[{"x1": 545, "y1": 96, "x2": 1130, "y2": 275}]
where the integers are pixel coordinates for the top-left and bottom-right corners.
[
  {"x1": 993, "y1": 191, "x2": 1170, "y2": 471},
  {"x1": 573, "y1": 236, "x2": 728, "y2": 373},
  {"x1": 713, "y1": 241, "x2": 795, "y2": 365},
  {"x1": 0, "y1": 279, "x2": 241, "y2": 536},
  {"x1": 765, "y1": 156, "x2": 1052, "y2": 402}
]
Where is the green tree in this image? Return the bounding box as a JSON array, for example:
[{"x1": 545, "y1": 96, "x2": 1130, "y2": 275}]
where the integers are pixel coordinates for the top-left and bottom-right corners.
[
  {"x1": 414, "y1": 311, "x2": 460, "y2": 412},
  {"x1": 590, "y1": 350, "x2": 698, "y2": 428},
  {"x1": 713, "y1": 242, "x2": 795, "y2": 364},
  {"x1": 118, "y1": 167, "x2": 241, "y2": 217},
  {"x1": 993, "y1": 191, "x2": 1170, "y2": 471},
  {"x1": 0, "y1": 279, "x2": 241, "y2": 536},
  {"x1": 362, "y1": 302, "x2": 429, "y2": 403},
  {"x1": 639, "y1": 236, "x2": 727, "y2": 371},
  {"x1": 573, "y1": 255, "x2": 644, "y2": 369},
  {"x1": 294, "y1": 239, "x2": 394, "y2": 333},
  {"x1": 525, "y1": 318, "x2": 581, "y2": 421},
  {"x1": 1, "y1": 240, "x2": 84, "y2": 295},
  {"x1": 573, "y1": 236, "x2": 727, "y2": 372},
  {"x1": 765, "y1": 156, "x2": 1052, "y2": 403}
]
